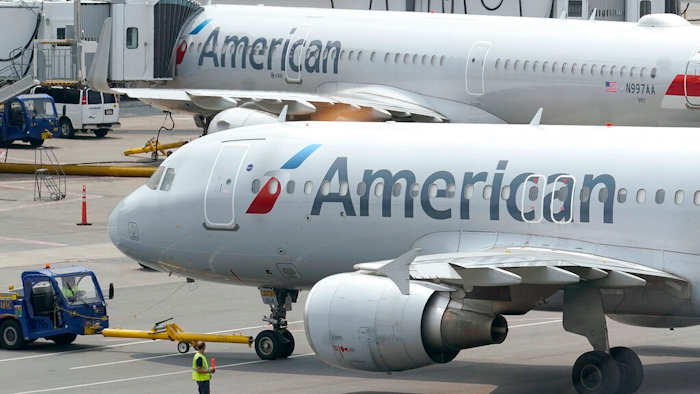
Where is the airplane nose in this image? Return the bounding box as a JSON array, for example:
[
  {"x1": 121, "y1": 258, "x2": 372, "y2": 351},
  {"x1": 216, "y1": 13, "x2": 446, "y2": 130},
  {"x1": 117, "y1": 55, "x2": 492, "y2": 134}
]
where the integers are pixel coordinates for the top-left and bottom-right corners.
[{"x1": 108, "y1": 199, "x2": 122, "y2": 248}]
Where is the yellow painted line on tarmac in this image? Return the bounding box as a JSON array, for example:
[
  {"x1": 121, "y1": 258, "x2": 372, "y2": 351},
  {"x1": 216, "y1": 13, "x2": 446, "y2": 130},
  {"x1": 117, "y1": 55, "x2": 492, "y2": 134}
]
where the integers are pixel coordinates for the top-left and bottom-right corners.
[{"x1": 0, "y1": 163, "x2": 156, "y2": 177}]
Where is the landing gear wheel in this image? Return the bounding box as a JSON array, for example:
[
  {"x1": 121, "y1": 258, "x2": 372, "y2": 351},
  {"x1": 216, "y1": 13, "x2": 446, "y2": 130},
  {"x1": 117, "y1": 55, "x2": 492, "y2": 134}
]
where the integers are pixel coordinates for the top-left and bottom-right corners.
[
  {"x1": 94, "y1": 129, "x2": 109, "y2": 138},
  {"x1": 50, "y1": 333, "x2": 77, "y2": 346},
  {"x1": 151, "y1": 152, "x2": 158, "y2": 161},
  {"x1": 0, "y1": 320, "x2": 26, "y2": 350},
  {"x1": 255, "y1": 330, "x2": 283, "y2": 360},
  {"x1": 611, "y1": 347, "x2": 643, "y2": 394},
  {"x1": 29, "y1": 138, "x2": 44, "y2": 147},
  {"x1": 177, "y1": 341, "x2": 190, "y2": 353},
  {"x1": 278, "y1": 330, "x2": 295, "y2": 359},
  {"x1": 572, "y1": 351, "x2": 621, "y2": 394},
  {"x1": 59, "y1": 118, "x2": 75, "y2": 138}
]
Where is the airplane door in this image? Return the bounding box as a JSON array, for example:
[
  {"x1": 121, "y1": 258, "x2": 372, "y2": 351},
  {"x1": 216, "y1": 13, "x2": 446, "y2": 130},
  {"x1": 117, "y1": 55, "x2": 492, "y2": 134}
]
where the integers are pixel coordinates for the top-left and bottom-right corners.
[
  {"x1": 520, "y1": 174, "x2": 546, "y2": 223},
  {"x1": 549, "y1": 176, "x2": 575, "y2": 223},
  {"x1": 465, "y1": 42, "x2": 491, "y2": 95},
  {"x1": 685, "y1": 49, "x2": 700, "y2": 107},
  {"x1": 285, "y1": 24, "x2": 314, "y2": 84},
  {"x1": 204, "y1": 144, "x2": 249, "y2": 230}
]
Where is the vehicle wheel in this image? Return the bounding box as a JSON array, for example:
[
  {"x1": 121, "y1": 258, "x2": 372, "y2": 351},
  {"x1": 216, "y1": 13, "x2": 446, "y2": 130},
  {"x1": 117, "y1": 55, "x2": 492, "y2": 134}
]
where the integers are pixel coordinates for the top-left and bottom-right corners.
[
  {"x1": 178, "y1": 341, "x2": 190, "y2": 353},
  {"x1": 151, "y1": 152, "x2": 158, "y2": 161},
  {"x1": 59, "y1": 118, "x2": 75, "y2": 138},
  {"x1": 94, "y1": 129, "x2": 109, "y2": 138},
  {"x1": 278, "y1": 329, "x2": 295, "y2": 359},
  {"x1": 50, "y1": 333, "x2": 77, "y2": 346},
  {"x1": 0, "y1": 320, "x2": 26, "y2": 350},
  {"x1": 572, "y1": 351, "x2": 621, "y2": 394},
  {"x1": 255, "y1": 330, "x2": 283, "y2": 360},
  {"x1": 29, "y1": 138, "x2": 44, "y2": 147},
  {"x1": 166, "y1": 150, "x2": 173, "y2": 156},
  {"x1": 611, "y1": 347, "x2": 643, "y2": 394}
]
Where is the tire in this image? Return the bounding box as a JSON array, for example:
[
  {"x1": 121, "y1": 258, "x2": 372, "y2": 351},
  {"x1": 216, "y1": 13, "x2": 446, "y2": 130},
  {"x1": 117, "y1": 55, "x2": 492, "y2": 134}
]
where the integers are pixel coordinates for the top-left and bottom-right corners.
[
  {"x1": 177, "y1": 341, "x2": 190, "y2": 353},
  {"x1": 94, "y1": 129, "x2": 109, "y2": 138},
  {"x1": 255, "y1": 330, "x2": 283, "y2": 360},
  {"x1": 29, "y1": 138, "x2": 44, "y2": 147},
  {"x1": 59, "y1": 118, "x2": 75, "y2": 138},
  {"x1": 278, "y1": 330, "x2": 295, "y2": 359},
  {"x1": 0, "y1": 320, "x2": 26, "y2": 350},
  {"x1": 151, "y1": 152, "x2": 158, "y2": 161},
  {"x1": 611, "y1": 347, "x2": 643, "y2": 394},
  {"x1": 50, "y1": 333, "x2": 77, "y2": 346},
  {"x1": 572, "y1": 350, "x2": 621, "y2": 394}
]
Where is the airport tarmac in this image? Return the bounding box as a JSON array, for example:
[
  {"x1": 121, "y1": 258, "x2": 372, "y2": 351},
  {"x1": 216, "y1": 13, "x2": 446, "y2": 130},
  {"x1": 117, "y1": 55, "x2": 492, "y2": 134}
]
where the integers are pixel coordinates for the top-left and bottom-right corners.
[{"x1": 2, "y1": 104, "x2": 700, "y2": 394}]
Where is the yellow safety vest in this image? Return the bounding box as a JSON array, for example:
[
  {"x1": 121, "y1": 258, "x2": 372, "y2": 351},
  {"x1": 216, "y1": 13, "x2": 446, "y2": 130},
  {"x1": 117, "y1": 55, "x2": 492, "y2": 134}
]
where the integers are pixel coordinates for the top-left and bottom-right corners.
[{"x1": 192, "y1": 353, "x2": 211, "y2": 381}]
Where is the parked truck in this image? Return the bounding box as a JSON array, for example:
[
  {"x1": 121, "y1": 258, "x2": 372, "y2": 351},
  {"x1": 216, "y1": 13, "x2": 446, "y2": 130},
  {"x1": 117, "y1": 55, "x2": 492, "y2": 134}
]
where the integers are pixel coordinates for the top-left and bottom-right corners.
[
  {"x1": 0, "y1": 266, "x2": 112, "y2": 349},
  {"x1": 0, "y1": 94, "x2": 59, "y2": 148}
]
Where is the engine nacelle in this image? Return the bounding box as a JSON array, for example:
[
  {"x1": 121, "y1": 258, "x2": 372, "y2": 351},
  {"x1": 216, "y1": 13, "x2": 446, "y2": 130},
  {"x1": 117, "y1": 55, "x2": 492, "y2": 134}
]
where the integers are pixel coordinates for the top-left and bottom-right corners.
[
  {"x1": 207, "y1": 108, "x2": 277, "y2": 133},
  {"x1": 304, "y1": 272, "x2": 508, "y2": 372}
]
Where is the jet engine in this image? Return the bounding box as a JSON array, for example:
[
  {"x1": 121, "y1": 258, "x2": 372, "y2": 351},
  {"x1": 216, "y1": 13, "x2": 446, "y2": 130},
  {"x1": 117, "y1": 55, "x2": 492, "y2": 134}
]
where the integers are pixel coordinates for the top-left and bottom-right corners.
[
  {"x1": 207, "y1": 108, "x2": 278, "y2": 133},
  {"x1": 304, "y1": 272, "x2": 508, "y2": 372}
]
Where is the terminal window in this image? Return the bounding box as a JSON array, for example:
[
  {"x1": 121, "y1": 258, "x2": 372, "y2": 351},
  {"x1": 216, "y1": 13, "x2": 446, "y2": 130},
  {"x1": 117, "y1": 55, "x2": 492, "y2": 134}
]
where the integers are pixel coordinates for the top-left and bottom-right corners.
[{"x1": 126, "y1": 27, "x2": 139, "y2": 49}]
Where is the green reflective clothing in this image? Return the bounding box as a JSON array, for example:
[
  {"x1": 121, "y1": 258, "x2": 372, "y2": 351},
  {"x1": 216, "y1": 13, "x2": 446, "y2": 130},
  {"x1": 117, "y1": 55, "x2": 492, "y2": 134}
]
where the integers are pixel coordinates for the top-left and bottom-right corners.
[{"x1": 192, "y1": 353, "x2": 211, "y2": 381}]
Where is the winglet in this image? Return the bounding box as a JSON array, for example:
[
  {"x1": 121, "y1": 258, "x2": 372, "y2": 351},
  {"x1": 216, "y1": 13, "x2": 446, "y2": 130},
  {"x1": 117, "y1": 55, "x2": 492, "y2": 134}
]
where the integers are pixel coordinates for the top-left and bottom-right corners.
[
  {"x1": 376, "y1": 248, "x2": 421, "y2": 295},
  {"x1": 278, "y1": 105, "x2": 288, "y2": 122},
  {"x1": 559, "y1": 11, "x2": 567, "y2": 19},
  {"x1": 589, "y1": 8, "x2": 597, "y2": 21},
  {"x1": 87, "y1": 17, "x2": 116, "y2": 94},
  {"x1": 529, "y1": 108, "x2": 543, "y2": 126}
]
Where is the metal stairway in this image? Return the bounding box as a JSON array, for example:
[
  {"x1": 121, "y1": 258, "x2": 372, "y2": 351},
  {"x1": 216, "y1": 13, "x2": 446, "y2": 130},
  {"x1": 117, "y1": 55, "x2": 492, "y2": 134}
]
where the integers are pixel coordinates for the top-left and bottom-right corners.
[
  {"x1": 0, "y1": 75, "x2": 38, "y2": 104},
  {"x1": 34, "y1": 147, "x2": 66, "y2": 201}
]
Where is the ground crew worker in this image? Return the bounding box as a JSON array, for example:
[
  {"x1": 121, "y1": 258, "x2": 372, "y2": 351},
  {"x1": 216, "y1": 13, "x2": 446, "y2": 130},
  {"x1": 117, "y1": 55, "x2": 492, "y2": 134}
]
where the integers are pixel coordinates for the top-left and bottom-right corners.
[
  {"x1": 192, "y1": 340, "x2": 215, "y2": 394},
  {"x1": 61, "y1": 279, "x2": 80, "y2": 302}
]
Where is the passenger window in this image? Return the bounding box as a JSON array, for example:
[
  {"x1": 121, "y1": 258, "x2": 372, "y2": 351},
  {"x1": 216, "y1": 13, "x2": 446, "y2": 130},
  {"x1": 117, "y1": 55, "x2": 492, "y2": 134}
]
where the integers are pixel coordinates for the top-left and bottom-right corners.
[
  {"x1": 611, "y1": 65, "x2": 617, "y2": 76},
  {"x1": 304, "y1": 181, "x2": 313, "y2": 195},
  {"x1": 358, "y1": 51, "x2": 364, "y2": 61},
  {"x1": 421, "y1": 54, "x2": 427, "y2": 65},
  {"x1": 483, "y1": 185, "x2": 492, "y2": 200},
  {"x1": 591, "y1": 64, "x2": 597, "y2": 75},
  {"x1": 524, "y1": 60, "x2": 530, "y2": 70},
  {"x1": 617, "y1": 188, "x2": 627, "y2": 203},
  {"x1": 528, "y1": 186, "x2": 538, "y2": 201},
  {"x1": 348, "y1": 50, "x2": 354, "y2": 61},
  {"x1": 87, "y1": 90, "x2": 101, "y2": 104},
  {"x1": 392, "y1": 183, "x2": 402, "y2": 197},
  {"x1": 374, "y1": 182, "x2": 384, "y2": 197},
  {"x1": 394, "y1": 53, "x2": 400, "y2": 63},
  {"x1": 571, "y1": 63, "x2": 578, "y2": 73},
  {"x1": 446, "y1": 184, "x2": 456, "y2": 198},
  {"x1": 533, "y1": 61, "x2": 539, "y2": 71},
  {"x1": 581, "y1": 64, "x2": 587, "y2": 74},
  {"x1": 542, "y1": 61, "x2": 549, "y2": 72},
  {"x1": 410, "y1": 183, "x2": 420, "y2": 198},
  {"x1": 620, "y1": 66, "x2": 627, "y2": 77},
  {"x1": 404, "y1": 54, "x2": 409, "y2": 64},
  {"x1": 695, "y1": 191, "x2": 700, "y2": 205},
  {"x1": 552, "y1": 62, "x2": 558, "y2": 73},
  {"x1": 675, "y1": 190, "x2": 684, "y2": 205},
  {"x1": 640, "y1": 67, "x2": 647, "y2": 78},
  {"x1": 630, "y1": 67, "x2": 636, "y2": 78},
  {"x1": 655, "y1": 189, "x2": 665, "y2": 204},
  {"x1": 320, "y1": 180, "x2": 330, "y2": 196},
  {"x1": 126, "y1": 27, "x2": 138, "y2": 49},
  {"x1": 601, "y1": 65, "x2": 607, "y2": 75},
  {"x1": 464, "y1": 184, "x2": 474, "y2": 199},
  {"x1": 501, "y1": 185, "x2": 510, "y2": 200},
  {"x1": 269, "y1": 179, "x2": 280, "y2": 194},
  {"x1": 598, "y1": 188, "x2": 608, "y2": 203},
  {"x1": 429, "y1": 184, "x2": 438, "y2": 198},
  {"x1": 562, "y1": 62, "x2": 568, "y2": 73},
  {"x1": 558, "y1": 186, "x2": 569, "y2": 202},
  {"x1": 505, "y1": 59, "x2": 511, "y2": 70},
  {"x1": 495, "y1": 59, "x2": 501, "y2": 69},
  {"x1": 252, "y1": 179, "x2": 261, "y2": 194},
  {"x1": 339, "y1": 181, "x2": 348, "y2": 196},
  {"x1": 357, "y1": 182, "x2": 366, "y2": 196},
  {"x1": 412, "y1": 54, "x2": 418, "y2": 65},
  {"x1": 160, "y1": 168, "x2": 176, "y2": 191},
  {"x1": 384, "y1": 53, "x2": 390, "y2": 63},
  {"x1": 146, "y1": 167, "x2": 165, "y2": 190},
  {"x1": 286, "y1": 180, "x2": 295, "y2": 194},
  {"x1": 580, "y1": 187, "x2": 590, "y2": 202},
  {"x1": 514, "y1": 60, "x2": 520, "y2": 70},
  {"x1": 651, "y1": 67, "x2": 657, "y2": 78},
  {"x1": 637, "y1": 189, "x2": 646, "y2": 204}
]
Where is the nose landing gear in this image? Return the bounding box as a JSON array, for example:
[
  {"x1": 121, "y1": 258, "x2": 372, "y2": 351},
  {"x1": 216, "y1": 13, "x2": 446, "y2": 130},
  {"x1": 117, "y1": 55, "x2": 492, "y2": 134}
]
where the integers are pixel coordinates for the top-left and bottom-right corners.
[{"x1": 254, "y1": 288, "x2": 298, "y2": 360}]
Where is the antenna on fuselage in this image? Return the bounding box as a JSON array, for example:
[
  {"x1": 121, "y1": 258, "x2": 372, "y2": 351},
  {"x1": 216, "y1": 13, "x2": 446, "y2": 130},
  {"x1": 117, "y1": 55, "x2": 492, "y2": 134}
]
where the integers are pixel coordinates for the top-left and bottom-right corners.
[
  {"x1": 278, "y1": 105, "x2": 288, "y2": 122},
  {"x1": 530, "y1": 108, "x2": 544, "y2": 126},
  {"x1": 589, "y1": 8, "x2": 597, "y2": 21}
]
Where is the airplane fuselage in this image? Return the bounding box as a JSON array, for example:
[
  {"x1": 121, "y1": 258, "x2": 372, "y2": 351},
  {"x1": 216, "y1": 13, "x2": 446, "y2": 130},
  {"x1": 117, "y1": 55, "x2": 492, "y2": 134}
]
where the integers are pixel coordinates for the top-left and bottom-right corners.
[{"x1": 150, "y1": 6, "x2": 700, "y2": 126}]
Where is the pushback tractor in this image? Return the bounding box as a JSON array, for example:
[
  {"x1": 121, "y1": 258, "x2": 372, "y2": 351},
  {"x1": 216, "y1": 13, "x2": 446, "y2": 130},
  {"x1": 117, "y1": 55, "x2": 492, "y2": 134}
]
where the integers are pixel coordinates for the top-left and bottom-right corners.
[
  {"x1": 0, "y1": 94, "x2": 59, "y2": 148},
  {"x1": 0, "y1": 266, "x2": 113, "y2": 350}
]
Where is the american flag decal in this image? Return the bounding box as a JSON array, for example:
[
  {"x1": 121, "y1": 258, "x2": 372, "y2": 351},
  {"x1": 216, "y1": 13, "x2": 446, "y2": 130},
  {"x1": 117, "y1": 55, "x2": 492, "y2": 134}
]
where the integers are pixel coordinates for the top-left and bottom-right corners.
[{"x1": 605, "y1": 82, "x2": 617, "y2": 93}]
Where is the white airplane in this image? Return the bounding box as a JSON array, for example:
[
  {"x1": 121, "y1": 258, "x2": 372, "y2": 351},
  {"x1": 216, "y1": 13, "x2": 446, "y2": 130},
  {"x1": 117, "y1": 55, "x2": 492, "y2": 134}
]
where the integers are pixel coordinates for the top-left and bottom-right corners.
[
  {"x1": 109, "y1": 112, "x2": 700, "y2": 394},
  {"x1": 95, "y1": 4, "x2": 700, "y2": 129}
]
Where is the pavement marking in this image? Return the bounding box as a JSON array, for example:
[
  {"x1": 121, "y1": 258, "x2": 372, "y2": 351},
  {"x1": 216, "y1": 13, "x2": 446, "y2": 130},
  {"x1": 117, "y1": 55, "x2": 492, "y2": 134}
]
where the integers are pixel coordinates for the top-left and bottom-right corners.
[
  {"x1": 70, "y1": 352, "x2": 187, "y2": 370},
  {"x1": 510, "y1": 319, "x2": 562, "y2": 329},
  {"x1": 0, "y1": 320, "x2": 304, "y2": 363},
  {"x1": 0, "y1": 236, "x2": 68, "y2": 247},
  {"x1": 8, "y1": 353, "x2": 316, "y2": 394}
]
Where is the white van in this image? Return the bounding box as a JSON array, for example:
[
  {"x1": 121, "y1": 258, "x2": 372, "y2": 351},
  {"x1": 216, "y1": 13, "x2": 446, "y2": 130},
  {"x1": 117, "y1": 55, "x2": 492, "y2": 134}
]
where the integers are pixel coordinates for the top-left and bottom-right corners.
[{"x1": 32, "y1": 87, "x2": 120, "y2": 138}]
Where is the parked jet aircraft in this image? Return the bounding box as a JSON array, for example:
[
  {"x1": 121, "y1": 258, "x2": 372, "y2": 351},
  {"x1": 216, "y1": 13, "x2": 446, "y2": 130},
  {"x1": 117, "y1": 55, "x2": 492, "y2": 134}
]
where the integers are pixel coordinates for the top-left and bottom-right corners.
[
  {"x1": 109, "y1": 114, "x2": 700, "y2": 394},
  {"x1": 95, "y1": 5, "x2": 700, "y2": 129}
]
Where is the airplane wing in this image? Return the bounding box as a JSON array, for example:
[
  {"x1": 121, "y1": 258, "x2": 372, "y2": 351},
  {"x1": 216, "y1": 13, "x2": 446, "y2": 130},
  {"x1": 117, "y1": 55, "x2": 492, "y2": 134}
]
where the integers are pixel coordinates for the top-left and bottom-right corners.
[
  {"x1": 355, "y1": 246, "x2": 688, "y2": 297},
  {"x1": 112, "y1": 85, "x2": 447, "y2": 122}
]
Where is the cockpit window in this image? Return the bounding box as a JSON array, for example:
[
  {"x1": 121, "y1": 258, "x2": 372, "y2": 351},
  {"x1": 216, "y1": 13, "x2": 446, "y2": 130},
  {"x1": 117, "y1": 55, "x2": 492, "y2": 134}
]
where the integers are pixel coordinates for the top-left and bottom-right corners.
[
  {"x1": 146, "y1": 167, "x2": 165, "y2": 190},
  {"x1": 160, "y1": 168, "x2": 176, "y2": 191}
]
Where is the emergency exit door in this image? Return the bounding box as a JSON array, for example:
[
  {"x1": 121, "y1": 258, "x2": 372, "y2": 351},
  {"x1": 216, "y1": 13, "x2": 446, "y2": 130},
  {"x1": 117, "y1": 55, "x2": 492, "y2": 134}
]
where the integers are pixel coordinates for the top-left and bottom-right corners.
[
  {"x1": 466, "y1": 42, "x2": 491, "y2": 95},
  {"x1": 685, "y1": 49, "x2": 700, "y2": 107}
]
